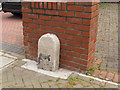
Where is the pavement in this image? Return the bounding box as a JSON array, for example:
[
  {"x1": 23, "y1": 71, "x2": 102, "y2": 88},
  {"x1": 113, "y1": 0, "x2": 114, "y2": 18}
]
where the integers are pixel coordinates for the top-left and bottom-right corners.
[
  {"x1": 1, "y1": 11, "x2": 23, "y2": 47},
  {"x1": 1, "y1": 11, "x2": 24, "y2": 55},
  {"x1": 0, "y1": 41, "x2": 24, "y2": 55},
  {"x1": 0, "y1": 50, "x2": 119, "y2": 88},
  {"x1": 96, "y1": 3, "x2": 119, "y2": 74}
]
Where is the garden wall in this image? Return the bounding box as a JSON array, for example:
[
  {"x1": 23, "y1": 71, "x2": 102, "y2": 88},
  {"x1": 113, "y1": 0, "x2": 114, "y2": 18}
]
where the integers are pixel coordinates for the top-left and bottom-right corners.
[{"x1": 22, "y1": 1, "x2": 99, "y2": 72}]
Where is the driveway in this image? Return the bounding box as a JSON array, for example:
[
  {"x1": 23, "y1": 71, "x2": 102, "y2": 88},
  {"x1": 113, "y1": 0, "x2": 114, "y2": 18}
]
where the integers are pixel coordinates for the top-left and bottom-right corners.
[
  {"x1": 1, "y1": 12, "x2": 24, "y2": 55},
  {"x1": 1, "y1": 11, "x2": 23, "y2": 47}
]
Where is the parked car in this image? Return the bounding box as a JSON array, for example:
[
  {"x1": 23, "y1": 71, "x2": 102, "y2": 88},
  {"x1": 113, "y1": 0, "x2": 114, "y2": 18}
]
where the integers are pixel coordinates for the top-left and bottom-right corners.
[
  {"x1": 2, "y1": 0, "x2": 21, "y2": 15},
  {"x1": 0, "y1": 2, "x2": 2, "y2": 11}
]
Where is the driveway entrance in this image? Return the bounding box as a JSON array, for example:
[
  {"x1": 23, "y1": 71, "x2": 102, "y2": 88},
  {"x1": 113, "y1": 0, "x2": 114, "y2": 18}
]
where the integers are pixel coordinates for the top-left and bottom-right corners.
[{"x1": 1, "y1": 12, "x2": 24, "y2": 55}]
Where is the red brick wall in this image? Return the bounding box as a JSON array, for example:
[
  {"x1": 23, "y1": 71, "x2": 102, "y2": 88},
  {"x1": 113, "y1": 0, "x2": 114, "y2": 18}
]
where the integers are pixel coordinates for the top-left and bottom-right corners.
[{"x1": 22, "y1": 2, "x2": 99, "y2": 72}]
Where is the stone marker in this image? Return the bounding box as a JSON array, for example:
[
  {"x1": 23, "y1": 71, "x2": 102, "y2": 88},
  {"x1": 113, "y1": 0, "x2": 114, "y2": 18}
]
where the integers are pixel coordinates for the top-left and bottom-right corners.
[{"x1": 37, "y1": 33, "x2": 60, "y2": 72}]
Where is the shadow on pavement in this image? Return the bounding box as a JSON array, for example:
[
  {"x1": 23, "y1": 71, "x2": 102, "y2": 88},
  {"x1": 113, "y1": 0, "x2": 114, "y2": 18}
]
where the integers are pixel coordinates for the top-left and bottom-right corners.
[{"x1": 6, "y1": 14, "x2": 22, "y2": 19}]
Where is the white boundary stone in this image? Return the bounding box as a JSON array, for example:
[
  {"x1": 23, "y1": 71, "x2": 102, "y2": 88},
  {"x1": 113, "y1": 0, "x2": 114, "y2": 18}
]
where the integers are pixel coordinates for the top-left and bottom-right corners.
[{"x1": 38, "y1": 33, "x2": 60, "y2": 71}]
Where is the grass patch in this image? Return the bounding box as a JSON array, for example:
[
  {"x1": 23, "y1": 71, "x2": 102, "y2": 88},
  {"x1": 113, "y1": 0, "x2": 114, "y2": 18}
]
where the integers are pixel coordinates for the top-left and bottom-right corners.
[
  {"x1": 13, "y1": 73, "x2": 15, "y2": 78},
  {"x1": 38, "y1": 80, "x2": 43, "y2": 88},
  {"x1": 22, "y1": 78, "x2": 26, "y2": 87},
  {"x1": 31, "y1": 83, "x2": 34, "y2": 88},
  {"x1": 99, "y1": 3, "x2": 107, "y2": 9},
  {"x1": 56, "y1": 78, "x2": 60, "y2": 82},
  {"x1": 14, "y1": 82, "x2": 17, "y2": 85},
  {"x1": 86, "y1": 67, "x2": 97, "y2": 75}
]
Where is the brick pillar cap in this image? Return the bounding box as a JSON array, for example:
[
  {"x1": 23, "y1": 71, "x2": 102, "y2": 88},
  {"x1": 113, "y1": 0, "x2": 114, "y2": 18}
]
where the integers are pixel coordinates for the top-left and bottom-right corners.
[{"x1": 22, "y1": 0, "x2": 100, "y2": 2}]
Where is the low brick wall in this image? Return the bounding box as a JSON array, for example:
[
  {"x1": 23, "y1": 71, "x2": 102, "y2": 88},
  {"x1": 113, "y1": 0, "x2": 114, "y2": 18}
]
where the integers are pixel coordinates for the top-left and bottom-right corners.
[{"x1": 22, "y1": 1, "x2": 99, "y2": 72}]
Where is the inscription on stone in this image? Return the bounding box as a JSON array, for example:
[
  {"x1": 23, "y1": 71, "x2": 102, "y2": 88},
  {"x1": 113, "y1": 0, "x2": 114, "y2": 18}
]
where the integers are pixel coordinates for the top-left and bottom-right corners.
[
  {"x1": 37, "y1": 33, "x2": 60, "y2": 72},
  {"x1": 38, "y1": 53, "x2": 51, "y2": 64}
]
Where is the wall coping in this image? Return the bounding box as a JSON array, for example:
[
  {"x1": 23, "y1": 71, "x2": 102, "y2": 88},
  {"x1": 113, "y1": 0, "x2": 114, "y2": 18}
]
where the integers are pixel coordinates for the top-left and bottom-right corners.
[{"x1": 22, "y1": 0, "x2": 98, "y2": 2}]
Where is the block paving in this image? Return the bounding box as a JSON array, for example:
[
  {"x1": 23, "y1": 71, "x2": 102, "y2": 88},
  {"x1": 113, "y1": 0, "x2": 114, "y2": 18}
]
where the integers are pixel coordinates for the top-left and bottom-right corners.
[
  {"x1": 87, "y1": 2, "x2": 120, "y2": 84},
  {"x1": 96, "y1": 3, "x2": 119, "y2": 74},
  {"x1": 0, "y1": 50, "x2": 119, "y2": 88},
  {"x1": 1, "y1": 11, "x2": 23, "y2": 47},
  {"x1": 86, "y1": 58, "x2": 120, "y2": 83}
]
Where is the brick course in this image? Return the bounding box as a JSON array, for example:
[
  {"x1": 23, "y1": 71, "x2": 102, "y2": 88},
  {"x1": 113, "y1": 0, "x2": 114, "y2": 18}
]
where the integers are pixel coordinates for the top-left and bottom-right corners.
[{"x1": 22, "y1": 1, "x2": 99, "y2": 72}]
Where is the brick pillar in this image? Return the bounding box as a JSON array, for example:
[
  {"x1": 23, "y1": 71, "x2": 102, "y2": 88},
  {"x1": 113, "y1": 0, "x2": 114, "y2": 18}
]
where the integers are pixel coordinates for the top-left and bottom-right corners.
[{"x1": 22, "y1": 1, "x2": 99, "y2": 72}]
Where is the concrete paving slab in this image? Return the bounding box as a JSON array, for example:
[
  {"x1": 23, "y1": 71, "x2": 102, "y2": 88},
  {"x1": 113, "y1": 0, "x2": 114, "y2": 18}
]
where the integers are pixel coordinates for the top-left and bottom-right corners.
[
  {"x1": 4, "y1": 54, "x2": 17, "y2": 59},
  {"x1": 21, "y1": 59, "x2": 73, "y2": 79},
  {"x1": 0, "y1": 56, "x2": 15, "y2": 69},
  {"x1": 0, "y1": 52, "x2": 4, "y2": 56},
  {"x1": 13, "y1": 60, "x2": 26, "y2": 67}
]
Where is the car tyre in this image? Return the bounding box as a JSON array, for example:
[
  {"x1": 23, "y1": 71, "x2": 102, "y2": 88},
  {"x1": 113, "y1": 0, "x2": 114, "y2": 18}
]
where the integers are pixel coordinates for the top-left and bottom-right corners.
[
  {"x1": 11, "y1": 12, "x2": 22, "y2": 17},
  {"x1": 11, "y1": 12, "x2": 20, "y2": 16}
]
